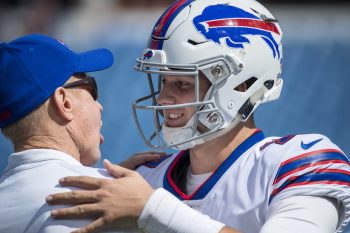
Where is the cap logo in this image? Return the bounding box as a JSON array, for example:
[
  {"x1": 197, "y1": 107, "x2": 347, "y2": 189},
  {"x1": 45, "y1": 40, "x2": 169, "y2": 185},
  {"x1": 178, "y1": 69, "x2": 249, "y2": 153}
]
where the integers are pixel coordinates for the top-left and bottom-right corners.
[
  {"x1": 193, "y1": 4, "x2": 281, "y2": 58},
  {"x1": 0, "y1": 110, "x2": 12, "y2": 122}
]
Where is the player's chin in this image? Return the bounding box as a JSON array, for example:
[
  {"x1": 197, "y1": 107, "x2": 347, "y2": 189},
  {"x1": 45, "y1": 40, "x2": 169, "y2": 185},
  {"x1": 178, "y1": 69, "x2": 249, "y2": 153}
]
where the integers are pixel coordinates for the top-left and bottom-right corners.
[
  {"x1": 164, "y1": 115, "x2": 190, "y2": 127},
  {"x1": 165, "y1": 120, "x2": 188, "y2": 128}
]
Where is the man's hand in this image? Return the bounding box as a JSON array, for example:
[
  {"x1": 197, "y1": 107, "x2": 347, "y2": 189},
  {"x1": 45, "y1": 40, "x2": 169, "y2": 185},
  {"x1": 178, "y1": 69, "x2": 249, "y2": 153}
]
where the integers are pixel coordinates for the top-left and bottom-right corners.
[
  {"x1": 119, "y1": 151, "x2": 166, "y2": 170},
  {"x1": 46, "y1": 160, "x2": 154, "y2": 233}
]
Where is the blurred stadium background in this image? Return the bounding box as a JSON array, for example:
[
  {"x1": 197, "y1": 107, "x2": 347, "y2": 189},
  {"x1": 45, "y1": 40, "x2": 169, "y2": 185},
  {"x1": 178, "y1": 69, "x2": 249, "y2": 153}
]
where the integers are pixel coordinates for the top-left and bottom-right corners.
[{"x1": 1, "y1": 0, "x2": 350, "y2": 230}]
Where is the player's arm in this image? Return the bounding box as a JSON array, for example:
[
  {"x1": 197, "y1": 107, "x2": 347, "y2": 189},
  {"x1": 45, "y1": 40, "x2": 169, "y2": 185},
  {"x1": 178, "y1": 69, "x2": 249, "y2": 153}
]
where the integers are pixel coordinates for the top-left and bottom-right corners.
[
  {"x1": 119, "y1": 151, "x2": 166, "y2": 170},
  {"x1": 260, "y1": 196, "x2": 339, "y2": 233},
  {"x1": 46, "y1": 160, "x2": 240, "y2": 233}
]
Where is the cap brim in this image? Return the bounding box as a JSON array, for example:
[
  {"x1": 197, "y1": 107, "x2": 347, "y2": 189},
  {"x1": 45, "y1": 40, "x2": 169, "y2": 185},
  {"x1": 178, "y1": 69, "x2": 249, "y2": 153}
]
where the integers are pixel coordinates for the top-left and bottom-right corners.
[{"x1": 75, "y1": 48, "x2": 114, "y2": 73}]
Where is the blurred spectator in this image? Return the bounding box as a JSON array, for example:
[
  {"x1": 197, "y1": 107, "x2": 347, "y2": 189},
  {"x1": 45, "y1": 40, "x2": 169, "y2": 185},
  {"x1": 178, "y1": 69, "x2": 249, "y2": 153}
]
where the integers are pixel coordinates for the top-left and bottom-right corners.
[{"x1": 0, "y1": 0, "x2": 79, "y2": 40}]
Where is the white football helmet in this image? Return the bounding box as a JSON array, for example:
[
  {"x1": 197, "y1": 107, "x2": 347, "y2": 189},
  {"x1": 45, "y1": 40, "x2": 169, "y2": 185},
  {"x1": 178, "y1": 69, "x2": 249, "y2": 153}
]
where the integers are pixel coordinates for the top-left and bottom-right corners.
[{"x1": 133, "y1": 0, "x2": 283, "y2": 150}]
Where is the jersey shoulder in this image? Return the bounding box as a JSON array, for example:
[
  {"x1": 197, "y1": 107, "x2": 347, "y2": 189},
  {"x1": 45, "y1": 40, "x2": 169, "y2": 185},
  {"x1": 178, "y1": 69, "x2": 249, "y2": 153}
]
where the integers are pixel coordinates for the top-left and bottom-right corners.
[
  {"x1": 258, "y1": 133, "x2": 349, "y2": 189},
  {"x1": 258, "y1": 133, "x2": 346, "y2": 166},
  {"x1": 259, "y1": 134, "x2": 350, "y2": 232}
]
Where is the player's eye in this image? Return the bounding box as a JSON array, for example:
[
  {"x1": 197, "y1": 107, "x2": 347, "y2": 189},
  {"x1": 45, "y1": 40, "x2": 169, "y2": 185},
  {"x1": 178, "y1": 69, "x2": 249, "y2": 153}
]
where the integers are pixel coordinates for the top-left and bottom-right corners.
[{"x1": 177, "y1": 80, "x2": 193, "y2": 89}]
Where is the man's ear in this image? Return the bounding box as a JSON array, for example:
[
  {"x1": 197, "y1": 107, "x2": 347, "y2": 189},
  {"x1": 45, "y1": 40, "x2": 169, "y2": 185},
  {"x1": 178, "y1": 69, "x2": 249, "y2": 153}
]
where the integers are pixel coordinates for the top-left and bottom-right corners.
[{"x1": 51, "y1": 87, "x2": 74, "y2": 121}]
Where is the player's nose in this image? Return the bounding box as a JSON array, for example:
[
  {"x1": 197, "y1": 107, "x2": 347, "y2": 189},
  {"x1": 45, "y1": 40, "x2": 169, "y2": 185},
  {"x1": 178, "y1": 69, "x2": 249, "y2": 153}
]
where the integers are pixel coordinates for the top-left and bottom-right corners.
[{"x1": 157, "y1": 83, "x2": 176, "y2": 106}]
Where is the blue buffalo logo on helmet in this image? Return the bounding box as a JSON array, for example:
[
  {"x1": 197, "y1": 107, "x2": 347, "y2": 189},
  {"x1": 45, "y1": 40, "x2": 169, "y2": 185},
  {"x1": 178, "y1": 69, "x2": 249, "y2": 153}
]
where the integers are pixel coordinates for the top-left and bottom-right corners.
[
  {"x1": 143, "y1": 50, "x2": 154, "y2": 60},
  {"x1": 193, "y1": 4, "x2": 281, "y2": 58}
]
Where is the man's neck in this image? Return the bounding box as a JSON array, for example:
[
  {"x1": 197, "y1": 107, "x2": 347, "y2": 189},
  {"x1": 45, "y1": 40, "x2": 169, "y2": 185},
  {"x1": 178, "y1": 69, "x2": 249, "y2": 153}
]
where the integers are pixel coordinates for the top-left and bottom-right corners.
[
  {"x1": 13, "y1": 133, "x2": 80, "y2": 163},
  {"x1": 189, "y1": 121, "x2": 257, "y2": 174}
]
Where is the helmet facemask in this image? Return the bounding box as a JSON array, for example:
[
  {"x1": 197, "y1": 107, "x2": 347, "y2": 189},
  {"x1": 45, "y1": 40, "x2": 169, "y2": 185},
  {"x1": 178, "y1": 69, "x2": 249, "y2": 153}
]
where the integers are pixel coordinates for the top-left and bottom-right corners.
[{"x1": 133, "y1": 52, "x2": 250, "y2": 150}]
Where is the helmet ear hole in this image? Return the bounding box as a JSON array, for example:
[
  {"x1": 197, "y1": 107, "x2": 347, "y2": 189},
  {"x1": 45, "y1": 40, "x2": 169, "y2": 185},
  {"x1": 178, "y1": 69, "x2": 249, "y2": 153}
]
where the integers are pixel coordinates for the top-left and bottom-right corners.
[{"x1": 234, "y1": 77, "x2": 257, "y2": 92}]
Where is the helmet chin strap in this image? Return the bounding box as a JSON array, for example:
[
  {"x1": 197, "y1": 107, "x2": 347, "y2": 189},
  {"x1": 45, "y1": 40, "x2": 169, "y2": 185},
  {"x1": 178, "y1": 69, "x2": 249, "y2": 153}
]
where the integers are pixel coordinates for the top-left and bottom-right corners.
[
  {"x1": 162, "y1": 114, "x2": 243, "y2": 150},
  {"x1": 162, "y1": 116, "x2": 205, "y2": 150}
]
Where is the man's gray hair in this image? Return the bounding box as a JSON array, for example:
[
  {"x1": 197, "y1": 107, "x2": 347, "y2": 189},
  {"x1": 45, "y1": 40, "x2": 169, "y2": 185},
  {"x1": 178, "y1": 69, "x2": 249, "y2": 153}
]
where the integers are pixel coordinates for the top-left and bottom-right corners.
[{"x1": 1, "y1": 101, "x2": 48, "y2": 143}]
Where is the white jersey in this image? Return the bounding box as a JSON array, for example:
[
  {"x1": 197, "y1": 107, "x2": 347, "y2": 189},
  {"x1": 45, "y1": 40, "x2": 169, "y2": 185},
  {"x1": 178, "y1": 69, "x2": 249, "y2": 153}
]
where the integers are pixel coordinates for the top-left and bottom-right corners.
[
  {"x1": 0, "y1": 149, "x2": 139, "y2": 233},
  {"x1": 137, "y1": 130, "x2": 350, "y2": 233}
]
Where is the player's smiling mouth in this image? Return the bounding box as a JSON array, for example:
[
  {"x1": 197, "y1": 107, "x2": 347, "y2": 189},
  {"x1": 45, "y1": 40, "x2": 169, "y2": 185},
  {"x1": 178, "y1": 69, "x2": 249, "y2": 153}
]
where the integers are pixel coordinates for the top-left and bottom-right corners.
[
  {"x1": 164, "y1": 111, "x2": 186, "y2": 127},
  {"x1": 169, "y1": 113, "x2": 183, "y2": 120}
]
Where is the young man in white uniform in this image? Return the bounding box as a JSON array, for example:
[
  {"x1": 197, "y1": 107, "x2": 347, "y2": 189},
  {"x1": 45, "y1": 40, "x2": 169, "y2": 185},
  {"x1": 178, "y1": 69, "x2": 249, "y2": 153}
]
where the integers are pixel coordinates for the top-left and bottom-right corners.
[
  {"x1": 46, "y1": 0, "x2": 350, "y2": 233},
  {"x1": 133, "y1": 1, "x2": 350, "y2": 232}
]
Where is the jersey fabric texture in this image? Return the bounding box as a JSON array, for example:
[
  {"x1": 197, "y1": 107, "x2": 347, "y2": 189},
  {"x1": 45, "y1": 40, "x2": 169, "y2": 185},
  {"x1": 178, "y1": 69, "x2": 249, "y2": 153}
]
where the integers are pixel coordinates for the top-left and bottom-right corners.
[
  {"x1": 0, "y1": 149, "x2": 139, "y2": 233},
  {"x1": 137, "y1": 130, "x2": 350, "y2": 233}
]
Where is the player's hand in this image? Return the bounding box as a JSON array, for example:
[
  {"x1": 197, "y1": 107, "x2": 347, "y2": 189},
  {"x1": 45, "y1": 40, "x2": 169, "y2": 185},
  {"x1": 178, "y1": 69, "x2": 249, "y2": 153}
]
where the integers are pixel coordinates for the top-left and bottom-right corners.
[
  {"x1": 46, "y1": 160, "x2": 154, "y2": 233},
  {"x1": 119, "y1": 151, "x2": 166, "y2": 170}
]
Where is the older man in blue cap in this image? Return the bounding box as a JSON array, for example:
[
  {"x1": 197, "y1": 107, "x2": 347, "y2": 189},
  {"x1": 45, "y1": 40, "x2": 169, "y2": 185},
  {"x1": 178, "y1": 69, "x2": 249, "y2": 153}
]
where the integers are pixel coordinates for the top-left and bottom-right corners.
[
  {"x1": 0, "y1": 34, "x2": 118, "y2": 232},
  {"x1": 0, "y1": 34, "x2": 229, "y2": 233}
]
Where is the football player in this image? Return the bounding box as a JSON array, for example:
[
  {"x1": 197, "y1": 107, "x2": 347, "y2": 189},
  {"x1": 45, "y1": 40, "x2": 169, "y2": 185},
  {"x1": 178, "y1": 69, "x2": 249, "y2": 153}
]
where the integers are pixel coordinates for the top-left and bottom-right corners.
[{"x1": 47, "y1": 0, "x2": 350, "y2": 232}]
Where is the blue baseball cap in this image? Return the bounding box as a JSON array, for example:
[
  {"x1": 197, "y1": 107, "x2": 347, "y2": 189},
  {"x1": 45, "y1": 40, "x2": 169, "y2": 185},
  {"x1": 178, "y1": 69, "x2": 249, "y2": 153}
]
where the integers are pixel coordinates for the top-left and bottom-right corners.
[{"x1": 0, "y1": 34, "x2": 114, "y2": 128}]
